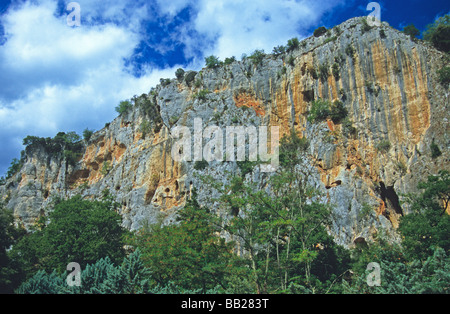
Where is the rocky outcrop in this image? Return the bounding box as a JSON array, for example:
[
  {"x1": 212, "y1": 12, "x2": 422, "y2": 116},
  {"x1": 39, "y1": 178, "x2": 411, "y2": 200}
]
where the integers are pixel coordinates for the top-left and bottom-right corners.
[{"x1": 1, "y1": 17, "x2": 448, "y2": 248}]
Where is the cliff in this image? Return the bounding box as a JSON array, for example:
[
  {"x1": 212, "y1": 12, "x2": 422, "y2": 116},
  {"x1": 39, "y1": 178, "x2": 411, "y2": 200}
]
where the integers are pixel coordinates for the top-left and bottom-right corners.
[{"x1": 1, "y1": 17, "x2": 449, "y2": 248}]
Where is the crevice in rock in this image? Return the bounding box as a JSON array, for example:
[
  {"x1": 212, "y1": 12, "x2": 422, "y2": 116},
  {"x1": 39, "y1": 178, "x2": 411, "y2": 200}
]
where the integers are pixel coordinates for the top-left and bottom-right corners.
[{"x1": 379, "y1": 181, "x2": 403, "y2": 216}]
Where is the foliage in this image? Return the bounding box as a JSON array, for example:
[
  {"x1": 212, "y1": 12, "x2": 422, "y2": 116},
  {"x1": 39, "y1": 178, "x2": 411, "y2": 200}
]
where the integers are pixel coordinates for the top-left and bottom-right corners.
[
  {"x1": 115, "y1": 100, "x2": 133, "y2": 115},
  {"x1": 175, "y1": 68, "x2": 185, "y2": 81},
  {"x1": 318, "y1": 63, "x2": 329, "y2": 82},
  {"x1": 307, "y1": 98, "x2": 331, "y2": 123},
  {"x1": 313, "y1": 26, "x2": 327, "y2": 37},
  {"x1": 437, "y1": 66, "x2": 450, "y2": 86},
  {"x1": 332, "y1": 63, "x2": 340, "y2": 80},
  {"x1": 345, "y1": 44, "x2": 356, "y2": 60},
  {"x1": 132, "y1": 192, "x2": 234, "y2": 292},
  {"x1": 82, "y1": 128, "x2": 94, "y2": 142},
  {"x1": 398, "y1": 170, "x2": 450, "y2": 261},
  {"x1": 214, "y1": 131, "x2": 349, "y2": 293},
  {"x1": 360, "y1": 17, "x2": 372, "y2": 34},
  {"x1": 23, "y1": 131, "x2": 83, "y2": 166},
  {"x1": 205, "y1": 55, "x2": 222, "y2": 69},
  {"x1": 286, "y1": 37, "x2": 300, "y2": 51},
  {"x1": 248, "y1": 49, "x2": 265, "y2": 66},
  {"x1": 16, "y1": 249, "x2": 154, "y2": 294},
  {"x1": 193, "y1": 89, "x2": 210, "y2": 101},
  {"x1": 431, "y1": 140, "x2": 442, "y2": 158},
  {"x1": 0, "y1": 204, "x2": 26, "y2": 293},
  {"x1": 6, "y1": 158, "x2": 23, "y2": 179},
  {"x1": 330, "y1": 100, "x2": 348, "y2": 123},
  {"x1": 9, "y1": 195, "x2": 128, "y2": 277},
  {"x1": 376, "y1": 140, "x2": 391, "y2": 152},
  {"x1": 272, "y1": 45, "x2": 286, "y2": 56},
  {"x1": 423, "y1": 14, "x2": 450, "y2": 52},
  {"x1": 194, "y1": 160, "x2": 209, "y2": 170},
  {"x1": 224, "y1": 56, "x2": 236, "y2": 65},
  {"x1": 403, "y1": 24, "x2": 420, "y2": 39}
]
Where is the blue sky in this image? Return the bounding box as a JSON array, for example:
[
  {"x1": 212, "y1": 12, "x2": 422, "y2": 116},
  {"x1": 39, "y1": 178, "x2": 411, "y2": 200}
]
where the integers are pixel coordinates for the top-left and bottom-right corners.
[{"x1": 0, "y1": 0, "x2": 448, "y2": 177}]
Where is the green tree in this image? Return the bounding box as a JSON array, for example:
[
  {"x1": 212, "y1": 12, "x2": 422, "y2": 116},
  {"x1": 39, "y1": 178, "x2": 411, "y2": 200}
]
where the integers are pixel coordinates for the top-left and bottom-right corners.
[
  {"x1": 132, "y1": 191, "x2": 234, "y2": 292},
  {"x1": 398, "y1": 170, "x2": 450, "y2": 261},
  {"x1": 286, "y1": 38, "x2": 300, "y2": 52},
  {"x1": 16, "y1": 250, "x2": 153, "y2": 294},
  {"x1": 0, "y1": 204, "x2": 26, "y2": 293},
  {"x1": 313, "y1": 26, "x2": 327, "y2": 37},
  {"x1": 82, "y1": 128, "x2": 94, "y2": 142},
  {"x1": 423, "y1": 15, "x2": 450, "y2": 52},
  {"x1": 403, "y1": 24, "x2": 420, "y2": 39},
  {"x1": 115, "y1": 100, "x2": 133, "y2": 115},
  {"x1": 9, "y1": 195, "x2": 128, "y2": 276},
  {"x1": 215, "y1": 131, "x2": 348, "y2": 293}
]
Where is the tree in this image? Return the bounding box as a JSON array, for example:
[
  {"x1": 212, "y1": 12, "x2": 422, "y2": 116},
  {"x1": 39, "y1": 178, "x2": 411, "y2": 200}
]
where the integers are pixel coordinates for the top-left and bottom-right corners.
[
  {"x1": 0, "y1": 204, "x2": 26, "y2": 293},
  {"x1": 82, "y1": 128, "x2": 94, "y2": 142},
  {"x1": 403, "y1": 24, "x2": 420, "y2": 39},
  {"x1": 215, "y1": 131, "x2": 348, "y2": 293},
  {"x1": 132, "y1": 191, "x2": 234, "y2": 292},
  {"x1": 115, "y1": 100, "x2": 133, "y2": 115},
  {"x1": 175, "y1": 68, "x2": 185, "y2": 81},
  {"x1": 398, "y1": 170, "x2": 450, "y2": 261},
  {"x1": 313, "y1": 26, "x2": 327, "y2": 37},
  {"x1": 286, "y1": 38, "x2": 299, "y2": 52},
  {"x1": 16, "y1": 250, "x2": 154, "y2": 294},
  {"x1": 423, "y1": 15, "x2": 450, "y2": 52},
  {"x1": 9, "y1": 195, "x2": 128, "y2": 275},
  {"x1": 205, "y1": 55, "x2": 222, "y2": 69}
]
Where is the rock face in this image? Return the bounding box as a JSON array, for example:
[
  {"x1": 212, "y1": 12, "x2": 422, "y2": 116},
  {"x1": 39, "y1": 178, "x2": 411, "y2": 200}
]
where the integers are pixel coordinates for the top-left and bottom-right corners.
[{"x1": 1, "y1": 17, "x2": 449, "y2": 248}]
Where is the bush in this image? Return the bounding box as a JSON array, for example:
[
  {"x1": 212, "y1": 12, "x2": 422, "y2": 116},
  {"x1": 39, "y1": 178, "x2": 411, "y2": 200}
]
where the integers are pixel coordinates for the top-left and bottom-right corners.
[
  {"x1": 332, "y1": 63, "x2": 340, "y2": 80},
  {"x1": 224, "y1": 56, "x2": 236, "y2": 65},
  {"x1": 115, "y1": 100, "x2": 133, "y2": 115},
  {"x1": 319, "y1": 63, "x2": 329, "y2": 82},
  {"x1": 286, "y1": 37, "x2": 300, "y2": 51},
  {"x1": 193, "y1": 89, "x2": 209, "y2": 101},
  {"x1": 431, "y1": 140, "x2": 442, "y2": 159},
  {"x1": 175, "y1": 68, "x2": 185, "y2": 81},
  {"x1": 313, "y1": 26, "x2": 327, "y2": 37},
  {"x1": 423, "y1": 15, "x2": 450, "y2": 52},
  {"x1": 248, "y1": 49, "x2": 265, "y2": 66},
  {"x1": 330, "y1": 100, "x2": 348, "y2": 123},
  {"x1": 345, "y1": 44, "x2": 356, "y2": 60},
  {"x1": 194, "y1": 160, "x2": 208, "y2": 170},
  {"x1": 360, "y1": 17, "x2": 372, "y2": 34},
  {"x1": 403, "y1": 24, "x2": 420, "y2": 39},
  {"x1": 376, "y1": 140, "x2": 391, "y2": 152},
  {"x1": 205, "y1": 55, "x2": 222, "y2": 69},
  {"x1": 308, "y1": 98, "x2": 331, "y2": 123},
  {"x1": 437, "y1": 66, "x2": 450, "y2": 86},
  {"x1": 82, "y1": 128, "x2": 94, "y2": 142},
  {"x1": 272, "y1": 45, "x2": 286, "y2": 55}
]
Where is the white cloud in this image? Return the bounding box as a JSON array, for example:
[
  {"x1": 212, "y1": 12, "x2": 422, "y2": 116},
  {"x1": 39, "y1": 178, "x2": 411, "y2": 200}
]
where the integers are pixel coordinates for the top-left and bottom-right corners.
[{"x1": 155, "y1": 0, "x2": 345, "y2": 60}]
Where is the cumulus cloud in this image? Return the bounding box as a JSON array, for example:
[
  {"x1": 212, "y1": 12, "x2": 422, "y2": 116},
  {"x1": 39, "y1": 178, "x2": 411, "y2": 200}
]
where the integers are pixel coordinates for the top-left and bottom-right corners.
[{"x1": 0, "y1": 0, "x2": 179, "y2": 175}]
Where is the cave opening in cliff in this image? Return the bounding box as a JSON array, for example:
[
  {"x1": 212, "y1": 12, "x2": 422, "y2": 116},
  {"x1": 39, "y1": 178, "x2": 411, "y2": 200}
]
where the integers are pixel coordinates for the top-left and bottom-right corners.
[{"x1": 379, "y1": 182, "x2": 403, "y2": 216}]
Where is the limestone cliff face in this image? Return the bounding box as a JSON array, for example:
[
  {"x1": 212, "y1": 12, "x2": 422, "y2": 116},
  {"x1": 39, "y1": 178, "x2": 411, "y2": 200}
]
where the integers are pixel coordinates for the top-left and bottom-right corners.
[{"x1": 1, "y1": 17, "x2": 448, "y2": 247}]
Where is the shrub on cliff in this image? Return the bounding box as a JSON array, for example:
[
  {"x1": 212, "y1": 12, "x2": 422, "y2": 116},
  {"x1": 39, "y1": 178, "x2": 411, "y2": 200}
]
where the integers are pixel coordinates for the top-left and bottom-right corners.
[
  {"x1": 313, "y1": 26, "x2": 327, "y2": 37},
  {"x1": 423, "y1": 14, "x2": 450, "y2": 53},
  {"x1": 115, "y1": 99, "x2": 133, "y2": 115}
]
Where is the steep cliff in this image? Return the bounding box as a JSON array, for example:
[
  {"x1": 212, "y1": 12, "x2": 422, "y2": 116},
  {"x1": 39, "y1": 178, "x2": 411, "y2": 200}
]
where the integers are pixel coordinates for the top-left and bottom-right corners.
[{"x1": 1, "y1": 17, "x2": 448, "y2": 248}]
